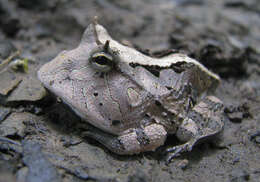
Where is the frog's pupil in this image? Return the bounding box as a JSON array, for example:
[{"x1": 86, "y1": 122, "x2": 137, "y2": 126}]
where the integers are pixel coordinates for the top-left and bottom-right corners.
[{"x1": 94, "y1": 56, "x2": 110, "y2": 66}]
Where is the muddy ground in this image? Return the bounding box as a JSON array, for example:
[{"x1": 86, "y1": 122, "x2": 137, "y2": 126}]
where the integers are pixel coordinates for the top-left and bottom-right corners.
[{"x1": 0, "y1": 0, "x2": 260, "y2": 182}]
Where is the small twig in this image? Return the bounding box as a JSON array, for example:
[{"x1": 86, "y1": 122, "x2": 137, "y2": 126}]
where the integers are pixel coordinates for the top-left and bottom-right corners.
[{"x1": 0, "y1": 50, "x2": 21, "y2": 73}]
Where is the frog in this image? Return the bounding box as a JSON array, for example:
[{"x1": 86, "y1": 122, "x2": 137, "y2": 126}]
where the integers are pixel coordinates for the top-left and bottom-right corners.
[{"x1": 37, "y1": 21, "x2": 225, "y2": 163}]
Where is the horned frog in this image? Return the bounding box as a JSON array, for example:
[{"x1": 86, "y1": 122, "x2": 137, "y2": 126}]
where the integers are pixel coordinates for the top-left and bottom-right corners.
[{"x1": 38, "y1": 22, "x2": 225, "y2": 163}]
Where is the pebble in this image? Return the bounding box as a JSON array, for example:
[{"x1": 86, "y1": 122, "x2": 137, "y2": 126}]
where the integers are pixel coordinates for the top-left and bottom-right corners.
[
  {"x1": 0, "y1": 40, "x2": 17, "y2": 59},
  {"x1": 22, "y1": 140, "x2": 61, "y2": 182},
  {"x1": 2, "y1": 18, "x2": 21, "y2": 37},
  {"x1": 0, "y1": 107, "x2": 11, "y2": 123},
  {"x1": 249, "y1": 131, "x2": 260, "y2": 144},
  {"x1": 254, "y1": 136, "x2": 260, "y2": 144},
  {"x1": 230, "y1": 168, "x2": 250, "y2": 182},
  {"x1": 227, "y1": 112, "x2": 243, "y2": 123},
  {"x1": 0, "y1": 112, "x2": 30, "y2": 138},
  {"x1": 177, "y1": 159, "x2": 189, "y2": 169}
]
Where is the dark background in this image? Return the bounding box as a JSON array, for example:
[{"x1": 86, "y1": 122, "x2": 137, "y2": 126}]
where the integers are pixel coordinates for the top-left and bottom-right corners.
[{"x1": 0, "y1": 0, "x2": 260, "y2": 182}]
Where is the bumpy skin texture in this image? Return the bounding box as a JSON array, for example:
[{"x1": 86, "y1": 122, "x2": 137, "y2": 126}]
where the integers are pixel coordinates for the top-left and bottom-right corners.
[{"x1": 38, "y1": 23, "x2": 224, "y2": 162}]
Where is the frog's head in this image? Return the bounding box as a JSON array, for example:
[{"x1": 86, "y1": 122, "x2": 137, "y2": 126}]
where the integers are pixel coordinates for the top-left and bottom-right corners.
[{"x1": 37, "y1": 23, "x2": 155, "y2": 134}]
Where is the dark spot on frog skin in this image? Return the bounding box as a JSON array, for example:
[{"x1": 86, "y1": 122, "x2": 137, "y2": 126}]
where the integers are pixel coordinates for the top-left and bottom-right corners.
[
  {"x1": 64, "y1": 76, "x2": 71, "y2": 81},
  {"x1": 166, "y1": 86, "x2": 172, "y2": 90},
  {"x1": 112, "y1": 120, "x2": 121, "y2": 126},
  {"x1": 155, "y1": 100, "x2": 162, "y2": 107},
  {"x1": 93, "y1": 92, "x2": 98, "y2": 97},
  {"x1": 136, "y1": 128, "x2": 150, "y2": 146}
]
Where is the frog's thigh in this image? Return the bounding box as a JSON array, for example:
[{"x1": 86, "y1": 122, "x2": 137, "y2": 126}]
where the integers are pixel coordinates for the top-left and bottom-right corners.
[
  {"x1": 191, "y1": 95, "x2": 224, "y2": 137},
  {"x1": 84, "y1": 124, "x2": 167, "y2": 155},
  {"x1": 167, "y1": 96, "x2": 224, "y2": 163},
  {"x1": 177, "y1": 95, "x2": 224, "y2": 142},
  {"x1": 119, "y1": 124, "x2": 167, "y2": 154}
]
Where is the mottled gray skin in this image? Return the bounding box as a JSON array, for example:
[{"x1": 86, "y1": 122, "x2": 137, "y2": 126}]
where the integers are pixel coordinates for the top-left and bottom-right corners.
[{"x1": 38, "y1": 23, "x2": 225, "y2": 163}]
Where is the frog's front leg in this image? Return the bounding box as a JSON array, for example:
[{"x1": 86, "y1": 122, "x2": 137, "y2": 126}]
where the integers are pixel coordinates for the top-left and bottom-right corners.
[
  {"x1": 166, "y1": 96, "x2": 225, "y2": 163},
  {"x1": 83, "y1": 123, "x2": 167, "y2": 155}
]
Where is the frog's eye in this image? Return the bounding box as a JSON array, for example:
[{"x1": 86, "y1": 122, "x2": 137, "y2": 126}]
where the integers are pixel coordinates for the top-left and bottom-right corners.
[
  {"x1": 89, "y1": 40, "x2": 116, "y2": 72},
  {"x1": 90, "y1": 52, "x2": 114, "y2": 72}
]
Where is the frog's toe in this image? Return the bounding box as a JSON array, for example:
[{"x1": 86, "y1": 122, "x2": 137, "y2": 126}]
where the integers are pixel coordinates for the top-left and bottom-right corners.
[
  {"x1": 166, "y1": 147, "x2": 184, "y2": 164},
  {"x1": 165, "y1": 141, "x2": 195, "y2": 164}
]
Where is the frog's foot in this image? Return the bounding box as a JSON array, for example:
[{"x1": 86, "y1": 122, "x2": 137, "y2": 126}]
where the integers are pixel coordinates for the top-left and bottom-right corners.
[
  {"x1": 166, "y1": 139, "x2": 196, "y2": 164},
  {"x1": 166, "y1": 96, "x2": 225, "y2": 164},
  {"x1": 83, "y1": 123, "x2": 167, "y2": 155}
]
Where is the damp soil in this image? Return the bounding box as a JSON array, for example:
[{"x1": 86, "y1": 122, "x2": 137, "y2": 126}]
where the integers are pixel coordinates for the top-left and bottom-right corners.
[{"x1": 0, "y1": 0, "x2": 260, "y2": 182}]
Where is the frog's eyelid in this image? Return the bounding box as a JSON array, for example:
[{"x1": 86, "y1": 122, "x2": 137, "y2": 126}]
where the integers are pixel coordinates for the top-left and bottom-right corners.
[{"x1": 92, "y1": 52, "x2": 113, "y2": 61}]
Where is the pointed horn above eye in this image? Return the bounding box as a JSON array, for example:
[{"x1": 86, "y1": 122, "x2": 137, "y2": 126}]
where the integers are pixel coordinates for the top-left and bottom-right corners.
[
  {"x1": 104, "y1": 40, "x2": 110, "y2": 52},
  {"x1": 90, "y1": 16, "x2": 102, "y2": 45}
]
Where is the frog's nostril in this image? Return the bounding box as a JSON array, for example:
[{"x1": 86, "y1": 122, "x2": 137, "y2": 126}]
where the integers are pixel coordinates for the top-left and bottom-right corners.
[{"x1": 166, "y1": 86, "x2": 172, "y2": 90}]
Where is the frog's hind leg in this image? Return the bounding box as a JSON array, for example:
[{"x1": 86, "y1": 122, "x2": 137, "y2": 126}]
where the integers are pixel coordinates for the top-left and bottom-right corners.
[
  {"x1": 166, "y1": 96, "x2": 225, "y2": 163},
  {"x1": 83, "y1": 123, "x2": 167, "y2": 155}
]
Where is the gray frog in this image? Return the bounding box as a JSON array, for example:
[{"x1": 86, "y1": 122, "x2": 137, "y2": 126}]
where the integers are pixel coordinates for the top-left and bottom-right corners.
[{"x1": 38, "y1": 22, "x2": 225, "y2": 163}]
